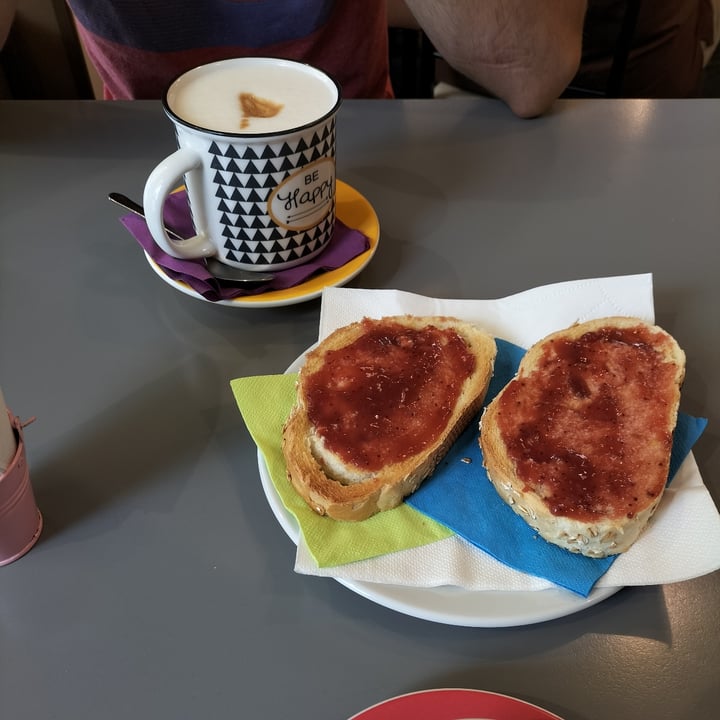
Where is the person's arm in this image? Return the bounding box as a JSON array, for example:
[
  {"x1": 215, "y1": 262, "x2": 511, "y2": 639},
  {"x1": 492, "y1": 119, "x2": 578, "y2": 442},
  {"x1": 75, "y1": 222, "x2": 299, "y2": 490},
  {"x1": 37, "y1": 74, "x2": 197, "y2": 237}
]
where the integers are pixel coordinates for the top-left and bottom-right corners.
[{"x1": 388, "y1": 0, "x2": 587, "y2": 118}]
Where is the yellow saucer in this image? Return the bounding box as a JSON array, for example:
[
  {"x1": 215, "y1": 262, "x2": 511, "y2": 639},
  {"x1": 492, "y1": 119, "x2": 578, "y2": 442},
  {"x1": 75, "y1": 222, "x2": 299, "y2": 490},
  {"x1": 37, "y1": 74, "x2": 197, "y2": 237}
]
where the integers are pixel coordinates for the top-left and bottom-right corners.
[{"x1": 144, "y1": 180, "x2": 379, "y2": 308}]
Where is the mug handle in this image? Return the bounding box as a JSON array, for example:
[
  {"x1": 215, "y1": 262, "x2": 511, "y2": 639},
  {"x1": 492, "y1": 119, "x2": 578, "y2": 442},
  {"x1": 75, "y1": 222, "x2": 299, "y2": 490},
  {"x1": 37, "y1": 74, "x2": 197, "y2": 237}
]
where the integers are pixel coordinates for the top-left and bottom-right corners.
[{"x1": 143, "y1": 148, "x2": 216, "y2": 259}]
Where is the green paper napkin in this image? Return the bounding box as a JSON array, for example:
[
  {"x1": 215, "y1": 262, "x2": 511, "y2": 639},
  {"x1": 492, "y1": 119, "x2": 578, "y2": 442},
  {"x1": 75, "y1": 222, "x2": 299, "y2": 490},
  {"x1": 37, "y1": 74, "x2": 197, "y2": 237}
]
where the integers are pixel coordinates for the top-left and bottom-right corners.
[{"x1": 230, "y1": 374, "x2": 453, "y2": 566}]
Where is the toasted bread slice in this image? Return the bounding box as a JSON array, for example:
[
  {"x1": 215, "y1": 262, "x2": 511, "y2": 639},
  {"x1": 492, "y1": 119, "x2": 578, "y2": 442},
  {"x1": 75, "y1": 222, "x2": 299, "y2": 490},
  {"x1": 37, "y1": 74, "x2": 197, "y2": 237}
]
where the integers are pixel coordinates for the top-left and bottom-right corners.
[
  {"x1": 480, "y1": 316, "x2": 685, "y2": 557},
  {"x1": 282, "y1": 316, "x2": 496, "y2": 521}
]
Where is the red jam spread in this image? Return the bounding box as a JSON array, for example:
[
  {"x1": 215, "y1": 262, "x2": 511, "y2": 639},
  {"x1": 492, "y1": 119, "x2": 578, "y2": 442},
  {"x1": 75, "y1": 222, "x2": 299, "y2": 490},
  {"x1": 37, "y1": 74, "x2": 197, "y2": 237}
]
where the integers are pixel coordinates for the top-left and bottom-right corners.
[
  {"x1": 496, "y1": 326, "x2": 676, "y2": 521},
  {"x1": 305, "y1": 320, "x2": 476, "y2": 471}
]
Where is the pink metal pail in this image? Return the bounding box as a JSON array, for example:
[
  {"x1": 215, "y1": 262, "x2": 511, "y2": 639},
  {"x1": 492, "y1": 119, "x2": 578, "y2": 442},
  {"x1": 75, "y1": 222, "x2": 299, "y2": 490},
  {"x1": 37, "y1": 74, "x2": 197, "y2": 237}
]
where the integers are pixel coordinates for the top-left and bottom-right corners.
[{"x1": 0, "y1": 415, "x2": 42, "y2": 566}]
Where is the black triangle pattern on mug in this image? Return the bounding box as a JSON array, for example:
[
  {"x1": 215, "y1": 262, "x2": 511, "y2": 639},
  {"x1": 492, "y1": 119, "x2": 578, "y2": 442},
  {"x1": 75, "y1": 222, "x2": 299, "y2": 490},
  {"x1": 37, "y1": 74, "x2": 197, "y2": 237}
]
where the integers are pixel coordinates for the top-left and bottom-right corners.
[
  {"x1": 223, "y1": 234, "x2": 325, "y2": 267},
  {"x1": 207, "y1": 118, "x2": 335, "y2": 266},
  {"x1": 222, "y1": 213, "x2": 335, "y2": 262}
]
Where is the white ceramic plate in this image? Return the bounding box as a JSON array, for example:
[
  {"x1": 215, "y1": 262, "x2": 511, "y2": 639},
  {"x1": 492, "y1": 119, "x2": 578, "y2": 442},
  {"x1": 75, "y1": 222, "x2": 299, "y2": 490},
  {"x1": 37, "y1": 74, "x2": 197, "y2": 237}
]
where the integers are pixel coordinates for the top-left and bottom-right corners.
[
  {"x1": 144, "y1": 180, "x2": 379, "y2": 308},
  {"x1": 348, "y1": 688, "x2": 565, "y2": 720},
  {"x1": 258, "y1": 451, "x2": 618, "y2": 627},
  {"x1": 255, "y1": 349, "x2": 621, "y2": 628}
]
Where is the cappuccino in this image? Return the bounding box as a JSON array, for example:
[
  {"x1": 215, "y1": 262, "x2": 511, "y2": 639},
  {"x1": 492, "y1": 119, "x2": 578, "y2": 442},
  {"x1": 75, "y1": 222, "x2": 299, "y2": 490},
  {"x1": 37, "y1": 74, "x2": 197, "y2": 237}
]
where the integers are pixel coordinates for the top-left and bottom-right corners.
[
  {"x1": 146, "y1": 57, "x2": 341, "y2": 271},
  {"x1": 166, "y1": 57, "x2": 340, "y2": 135}
]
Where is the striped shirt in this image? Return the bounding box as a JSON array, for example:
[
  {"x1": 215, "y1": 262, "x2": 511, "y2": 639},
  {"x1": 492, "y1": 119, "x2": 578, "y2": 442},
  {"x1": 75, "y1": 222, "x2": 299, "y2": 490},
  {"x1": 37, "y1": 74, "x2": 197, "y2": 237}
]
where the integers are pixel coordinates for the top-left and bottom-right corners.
[{"x1": 68, "y1": 0, "x2": 393, "y2": 100}]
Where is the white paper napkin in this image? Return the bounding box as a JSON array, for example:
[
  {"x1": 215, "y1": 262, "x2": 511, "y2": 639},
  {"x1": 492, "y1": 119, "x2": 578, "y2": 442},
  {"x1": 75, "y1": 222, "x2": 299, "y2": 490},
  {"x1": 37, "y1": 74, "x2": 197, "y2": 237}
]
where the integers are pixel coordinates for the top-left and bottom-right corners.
[{"x1": 294, "y1": 274, "x2": 720, "y2": 591}]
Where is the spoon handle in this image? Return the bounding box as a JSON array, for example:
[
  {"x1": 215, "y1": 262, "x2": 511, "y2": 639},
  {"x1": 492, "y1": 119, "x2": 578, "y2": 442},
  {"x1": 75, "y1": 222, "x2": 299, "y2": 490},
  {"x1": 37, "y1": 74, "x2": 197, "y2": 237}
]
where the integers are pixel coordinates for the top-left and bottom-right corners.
[
  {"x1": 108, "y1": 192, "x2": 186, "y2": 241},
  {"x1": 109, "y1": 192, "x2": 275, "y2": 284}
]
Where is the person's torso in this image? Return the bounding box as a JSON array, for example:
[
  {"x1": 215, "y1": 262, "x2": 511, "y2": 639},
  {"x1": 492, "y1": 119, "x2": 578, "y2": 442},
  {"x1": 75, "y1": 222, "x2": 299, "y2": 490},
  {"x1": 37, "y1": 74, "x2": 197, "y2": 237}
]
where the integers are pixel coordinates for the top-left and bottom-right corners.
[{"x1": 68, "y1": 0, "x2": 392, "y2": 99}]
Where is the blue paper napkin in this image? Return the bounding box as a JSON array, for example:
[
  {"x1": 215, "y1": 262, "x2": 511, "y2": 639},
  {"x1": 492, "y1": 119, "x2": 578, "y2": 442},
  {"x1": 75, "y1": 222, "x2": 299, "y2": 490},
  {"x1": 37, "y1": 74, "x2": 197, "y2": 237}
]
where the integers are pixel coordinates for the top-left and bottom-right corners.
[{"x1": 406, "y1": 339, "x2": 708, "y2": 597}]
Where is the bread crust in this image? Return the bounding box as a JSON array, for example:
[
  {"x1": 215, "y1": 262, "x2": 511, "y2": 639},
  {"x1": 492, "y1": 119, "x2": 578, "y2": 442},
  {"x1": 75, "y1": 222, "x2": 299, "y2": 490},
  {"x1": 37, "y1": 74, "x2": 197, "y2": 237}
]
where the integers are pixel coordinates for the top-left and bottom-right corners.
[
  {"x1": 282, "y1": 315, "x2": 496, "y2": 521},
  {"x1": 480, "y1": 316, "x2": 686, "y2": 557}
]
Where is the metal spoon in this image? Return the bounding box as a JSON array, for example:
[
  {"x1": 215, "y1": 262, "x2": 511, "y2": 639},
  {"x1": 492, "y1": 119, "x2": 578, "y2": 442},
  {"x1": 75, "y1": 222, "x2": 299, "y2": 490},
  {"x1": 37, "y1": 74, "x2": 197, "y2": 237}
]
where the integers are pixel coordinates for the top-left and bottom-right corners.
[{"x1": 108, "y1": 192, "x2": 275, "y2": 284}]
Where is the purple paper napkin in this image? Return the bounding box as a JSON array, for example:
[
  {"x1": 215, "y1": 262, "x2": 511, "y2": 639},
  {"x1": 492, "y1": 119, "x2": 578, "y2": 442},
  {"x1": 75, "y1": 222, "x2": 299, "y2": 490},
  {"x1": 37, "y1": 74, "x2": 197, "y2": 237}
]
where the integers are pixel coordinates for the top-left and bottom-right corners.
[{"x1": 120, "y1": 191, "x2": 371, "y2": 301}]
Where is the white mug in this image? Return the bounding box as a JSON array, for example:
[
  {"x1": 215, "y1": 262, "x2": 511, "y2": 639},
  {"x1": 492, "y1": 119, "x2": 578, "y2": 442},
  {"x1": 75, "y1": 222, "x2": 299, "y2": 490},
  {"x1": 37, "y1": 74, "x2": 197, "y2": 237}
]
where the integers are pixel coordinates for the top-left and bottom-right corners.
[{"x1": 143, "y1": 57, "x2": 341, "y2": 272}]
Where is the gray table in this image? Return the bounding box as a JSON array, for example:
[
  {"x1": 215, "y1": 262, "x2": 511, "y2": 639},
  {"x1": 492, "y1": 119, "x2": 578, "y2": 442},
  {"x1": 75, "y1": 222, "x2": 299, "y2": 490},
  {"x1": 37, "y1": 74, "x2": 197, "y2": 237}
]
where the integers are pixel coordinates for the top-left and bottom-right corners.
[{"x1": 1, "y1": 98, "x2": 719, "y2": 720}]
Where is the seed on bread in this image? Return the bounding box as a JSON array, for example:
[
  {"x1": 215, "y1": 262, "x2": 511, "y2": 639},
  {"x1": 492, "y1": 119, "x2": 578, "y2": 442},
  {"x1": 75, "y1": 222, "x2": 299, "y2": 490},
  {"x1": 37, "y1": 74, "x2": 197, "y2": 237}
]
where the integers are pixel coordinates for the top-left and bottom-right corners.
[{"x1": 480, "y1": 316, "x2": 685, "y2": 557}]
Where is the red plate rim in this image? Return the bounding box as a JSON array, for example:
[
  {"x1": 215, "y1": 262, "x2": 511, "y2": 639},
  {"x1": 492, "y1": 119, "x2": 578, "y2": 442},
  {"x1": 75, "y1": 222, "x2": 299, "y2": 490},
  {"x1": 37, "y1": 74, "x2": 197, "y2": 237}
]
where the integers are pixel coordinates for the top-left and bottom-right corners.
[{"x1": 348, "y1": 688, "x2": 564, "y2": 720}]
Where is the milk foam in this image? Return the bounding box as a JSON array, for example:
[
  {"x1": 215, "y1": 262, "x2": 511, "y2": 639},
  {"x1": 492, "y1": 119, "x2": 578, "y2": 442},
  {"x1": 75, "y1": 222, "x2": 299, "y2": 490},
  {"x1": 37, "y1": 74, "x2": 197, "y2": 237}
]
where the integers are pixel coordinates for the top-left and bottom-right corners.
[{"x1": 166, "y1": 59, "x2": 339, "y2": 134}]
